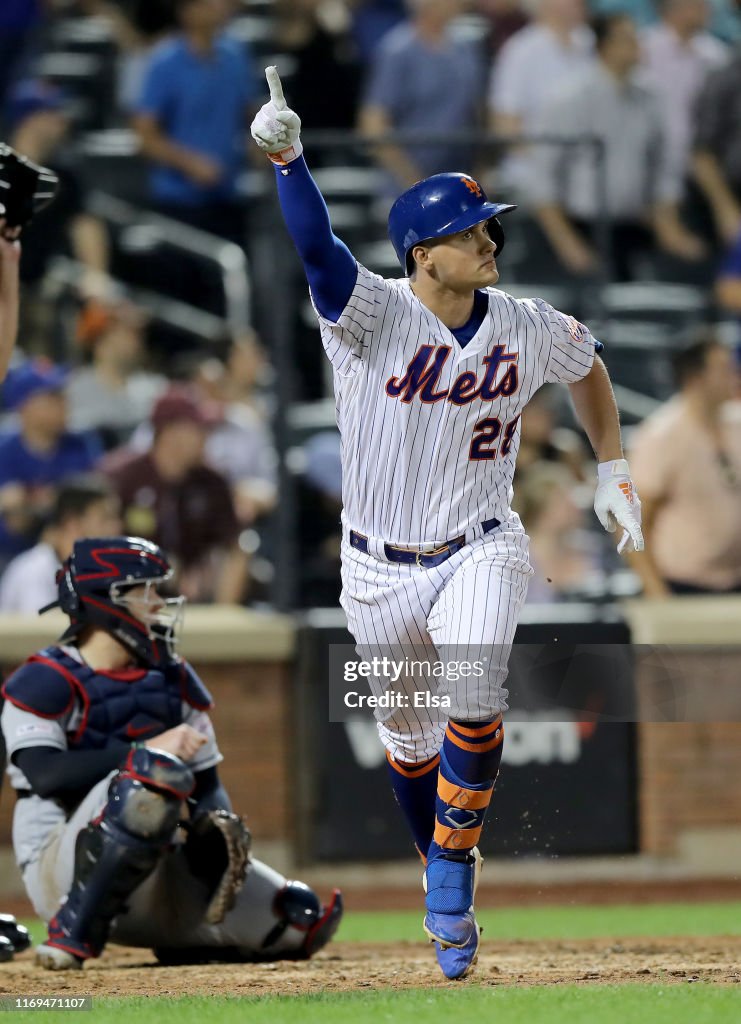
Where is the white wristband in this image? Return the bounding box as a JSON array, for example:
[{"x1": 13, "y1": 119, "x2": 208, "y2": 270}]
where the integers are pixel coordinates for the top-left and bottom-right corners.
[
  {"x1": 597, "y1": 458, "x2": 630, "y2": 481},
  {"x1": 267, "y1": 140, "x2": 304, "y2": 167}
]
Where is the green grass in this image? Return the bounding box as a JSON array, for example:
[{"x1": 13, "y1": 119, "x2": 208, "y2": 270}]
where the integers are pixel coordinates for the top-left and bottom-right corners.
[
  {"x1": 24, "y1": 899, "x2": 741, "y2": 948},
  {"x1": 337, "y1": 901, "x2": 741, "y2": 943},
  {"x1": 6, "y1": 988, "x2": 741, "y2": 1024}
]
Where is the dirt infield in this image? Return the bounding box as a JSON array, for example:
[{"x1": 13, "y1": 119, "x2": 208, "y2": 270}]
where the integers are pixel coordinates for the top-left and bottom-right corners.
[{"x1": 2, "y1": 936, "x2": 741, "y2": 997}]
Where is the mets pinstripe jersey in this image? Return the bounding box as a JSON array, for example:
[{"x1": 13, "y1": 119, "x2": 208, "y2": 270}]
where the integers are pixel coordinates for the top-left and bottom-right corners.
[{"x1": 315, "y1": 263, "x2": 596, "y2": 545}]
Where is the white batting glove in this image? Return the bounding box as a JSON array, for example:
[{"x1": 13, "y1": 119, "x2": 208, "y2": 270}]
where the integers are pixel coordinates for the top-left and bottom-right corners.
[
  {"x1": 250, "y1": 66, "x2": 303, "y2": 166},
  {"x1": 594, "y1": 459, "x2": 644, "y2": 554}
]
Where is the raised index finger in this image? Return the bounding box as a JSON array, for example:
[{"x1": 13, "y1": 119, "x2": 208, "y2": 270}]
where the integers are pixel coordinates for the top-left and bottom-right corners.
[{"x1": 266, "y1": 66, "x2": 286, "y2": 111}]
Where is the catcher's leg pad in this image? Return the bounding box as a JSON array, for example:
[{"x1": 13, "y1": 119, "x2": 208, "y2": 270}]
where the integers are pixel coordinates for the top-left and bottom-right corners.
[
  {"x1": 152, "y1": 883, "x2": 343, "y2": 966},
  {"x1": 39, "y1": 749, "x2": 193, "y2": 966},
  {"x1": 183, "y1": 809, "x2": 251, "y2": 924},
  {"x1": 262, "y1": 882, "x2": 344, "y2": 960}
]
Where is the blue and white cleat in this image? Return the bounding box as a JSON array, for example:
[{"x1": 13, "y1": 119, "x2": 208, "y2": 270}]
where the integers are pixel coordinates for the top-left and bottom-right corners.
[
  {"x1": 425, "y1": 913, "x2": 481, "y2": 980},
  {"x1": 422, "y1": 847, "x2": 483, "y2": 980}
]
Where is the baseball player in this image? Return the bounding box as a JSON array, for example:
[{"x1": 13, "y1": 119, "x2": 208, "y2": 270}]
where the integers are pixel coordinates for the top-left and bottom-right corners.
[
  {"x1": 1, "y1": 536, "x2": 342, "y2": 970},
  {"x1": 251, "y1": 68, "x2": 643, "y2": 980}
]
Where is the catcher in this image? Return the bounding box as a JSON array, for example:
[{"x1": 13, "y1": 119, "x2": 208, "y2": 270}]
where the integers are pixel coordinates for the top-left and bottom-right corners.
[{"x1": 0, "y1": 535, "x2": 342, "y2": 970}]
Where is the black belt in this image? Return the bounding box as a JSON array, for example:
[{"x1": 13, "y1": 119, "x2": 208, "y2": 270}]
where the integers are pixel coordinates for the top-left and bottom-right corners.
[
  {"x1": 349, "y1": 517, "x2": 500, "y2": 568},
  {"x1": 15, "y1": 790, "x2": 32, "y2": 799}
]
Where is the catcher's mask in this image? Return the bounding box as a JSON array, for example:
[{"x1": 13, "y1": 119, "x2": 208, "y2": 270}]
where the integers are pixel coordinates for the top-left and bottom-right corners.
[{"x1": 40, "y1": 536, "x2": 185, "y2": 667}]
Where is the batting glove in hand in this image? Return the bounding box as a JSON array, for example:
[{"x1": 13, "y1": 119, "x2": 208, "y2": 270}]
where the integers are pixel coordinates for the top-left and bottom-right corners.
[
  {"x1": 251, "y1": 66, "x2": 303, "y2": 166},
  {"x1": 594, "y1": 458, "x2": 644, "y2": 553}
]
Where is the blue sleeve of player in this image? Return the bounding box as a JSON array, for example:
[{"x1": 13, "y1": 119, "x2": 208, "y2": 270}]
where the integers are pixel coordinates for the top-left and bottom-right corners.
[{"x1": 274, "y1": 157, "x2": 358, "y2": 322}]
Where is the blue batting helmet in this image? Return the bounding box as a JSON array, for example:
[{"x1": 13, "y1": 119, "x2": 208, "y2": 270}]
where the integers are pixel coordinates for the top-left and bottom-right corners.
[
  {"x1": 388, "y1": 172, "x2": 516, "y2": 275},
  {"x1": 42, "y1": 536, "x2": 185, "y2": 667}
]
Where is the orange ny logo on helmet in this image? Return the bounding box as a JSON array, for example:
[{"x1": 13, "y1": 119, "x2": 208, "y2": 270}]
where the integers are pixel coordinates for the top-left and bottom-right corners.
[{"x1": 461, "y1": 177, "x2": 483, "y2": 198}]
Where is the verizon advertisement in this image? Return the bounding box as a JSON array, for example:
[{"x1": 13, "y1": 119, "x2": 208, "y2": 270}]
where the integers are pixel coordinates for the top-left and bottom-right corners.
[{"x1": 294, "y1": 616, "x2": 637, "y2": 862}]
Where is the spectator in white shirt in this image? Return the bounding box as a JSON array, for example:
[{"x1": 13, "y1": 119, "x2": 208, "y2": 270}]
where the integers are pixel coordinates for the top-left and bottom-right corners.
[
  {"x1": 641, "y1": 0, "x2": 729, "y2": 186},
  {"x1": 488, "y1": 0, "x2": 595, "y2": 190},
  {"x1": 0, "y1": 476, "x2": 121, "y2": 613},
  {"x1": 529, "y1": 13, "x2": 706, "y2": 278}
]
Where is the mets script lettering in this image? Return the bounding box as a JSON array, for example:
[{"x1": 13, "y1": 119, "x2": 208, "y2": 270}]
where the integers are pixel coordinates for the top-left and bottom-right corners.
[{"x1": 385, "y1": 345, "x2": 519, "y2": 405}]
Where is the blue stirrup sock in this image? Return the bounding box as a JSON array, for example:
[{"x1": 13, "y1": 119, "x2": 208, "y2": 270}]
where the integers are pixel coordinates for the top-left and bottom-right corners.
[{"x1": 386, "y1": 751, "x2": 440, "y2": 862}]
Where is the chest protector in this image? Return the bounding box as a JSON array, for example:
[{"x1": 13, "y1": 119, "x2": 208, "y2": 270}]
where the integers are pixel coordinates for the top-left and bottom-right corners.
[{"x1": 3, "y1": 646, "x2": 213, "y2": 750}]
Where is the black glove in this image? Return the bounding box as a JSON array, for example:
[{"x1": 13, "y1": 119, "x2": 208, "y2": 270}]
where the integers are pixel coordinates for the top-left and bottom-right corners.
[{"x1": 0, "y1": 144, "x2": 59, "y2": 229}]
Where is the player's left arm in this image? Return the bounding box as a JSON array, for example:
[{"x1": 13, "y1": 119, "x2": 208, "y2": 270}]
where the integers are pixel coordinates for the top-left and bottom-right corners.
[
  {"x1": 567, "y1": 356, "x2": 622, "y2": 464},
  {"x1": 568, "y1": 356, "x2": 644, "y2": 553}
]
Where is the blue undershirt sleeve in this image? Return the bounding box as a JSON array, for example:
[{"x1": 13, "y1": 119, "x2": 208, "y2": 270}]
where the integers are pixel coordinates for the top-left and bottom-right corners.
[
  {"x1": 13, "y1": 742, "x2": 130, "y2": 799},
  {"x1": 273, "y1": 157, "x2": 358, "y2": 322}
]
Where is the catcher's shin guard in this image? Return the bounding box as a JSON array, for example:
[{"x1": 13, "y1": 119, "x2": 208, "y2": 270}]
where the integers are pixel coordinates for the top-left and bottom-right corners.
[{"x1": 37, "y1": 749, "x2": 194, "y2": 969}]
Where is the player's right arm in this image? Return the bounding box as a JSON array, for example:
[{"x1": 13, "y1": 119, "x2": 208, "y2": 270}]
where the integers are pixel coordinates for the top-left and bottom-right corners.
[
  {"x1": 1, "y1": 662, "x2": 205, "y2": 799},
  {"x1": 251, "y1": 67, "x2": 358, "y2": 323},
  {"x1": 2, "y1": 664, "x2": 129, "y2": 798}
]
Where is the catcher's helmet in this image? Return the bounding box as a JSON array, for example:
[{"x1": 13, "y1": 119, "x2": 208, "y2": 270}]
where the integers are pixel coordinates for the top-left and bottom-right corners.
[
  {"x1": 42, "y1": 536, "x2": 185, "y2": 666},
  {"x1": 388, "y1": 172, "x2": 516, "y2": 275}
]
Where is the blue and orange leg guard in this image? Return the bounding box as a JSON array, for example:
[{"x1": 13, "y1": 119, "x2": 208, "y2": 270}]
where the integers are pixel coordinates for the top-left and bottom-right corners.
[{"x1": 423, "y1": 717, "x2": 504, "y2": 979}]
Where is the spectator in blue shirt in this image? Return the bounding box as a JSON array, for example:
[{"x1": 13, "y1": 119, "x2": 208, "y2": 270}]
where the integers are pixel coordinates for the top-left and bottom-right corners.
[
  {"x1": 0, "y1": 360, "x2": 101, "y2": 567},
  {"x1": 351, "y1": 0, "x2": 406, "y2": 63},
  {"x1": 132, "y1": 0, "x2": 257, "y2": 243},
  {"x1": 358, "y1": 0, "x2": 485, "y2": 195}
]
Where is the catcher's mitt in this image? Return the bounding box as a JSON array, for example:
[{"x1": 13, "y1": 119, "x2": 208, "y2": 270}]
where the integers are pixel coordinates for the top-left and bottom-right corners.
[
  {"x1": 0, "y1": 144, "x2": 58, "y2": 229},
  {"x1": 183, "y1": 810, "x2": 252, "y2": 925}
]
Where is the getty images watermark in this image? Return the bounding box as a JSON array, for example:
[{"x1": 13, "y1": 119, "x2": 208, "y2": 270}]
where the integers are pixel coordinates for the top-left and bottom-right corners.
[
  {"x1": 342, "y1": 655, "x2": 489, "y2": 709},
  {"x1": 326, "y1": 643, "x2": 741, "y2": 724}
]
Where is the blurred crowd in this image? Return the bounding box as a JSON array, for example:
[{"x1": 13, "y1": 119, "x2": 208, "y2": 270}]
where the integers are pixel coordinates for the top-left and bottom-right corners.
[{"x1": 0, "y1": 0, "x2": 739, "y2": 609}]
